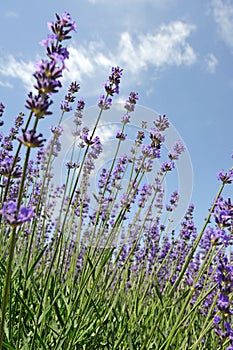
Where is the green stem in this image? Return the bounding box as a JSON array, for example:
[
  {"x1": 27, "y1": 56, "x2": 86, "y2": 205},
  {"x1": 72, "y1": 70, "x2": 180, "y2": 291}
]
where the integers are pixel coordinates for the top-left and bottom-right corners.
[
  {"x1": 169, "y1": 181, "x2": 225, "y2": 296},
  {"x1": 0, "y1": 227, "x2": 17, "y2": 350}
]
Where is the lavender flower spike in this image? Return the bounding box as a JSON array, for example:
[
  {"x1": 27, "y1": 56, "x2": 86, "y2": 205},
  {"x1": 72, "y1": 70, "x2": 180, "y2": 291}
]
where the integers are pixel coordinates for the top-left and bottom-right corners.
[
  {"x1": 0, "y1": 201, "x2": 35, "y2": 227},
  {"x1": 18, "y1": 129, "x2": 46, "y2": 148},
  {"x1": 217, "y1": 169, "x2": 233, "y2": 184}
]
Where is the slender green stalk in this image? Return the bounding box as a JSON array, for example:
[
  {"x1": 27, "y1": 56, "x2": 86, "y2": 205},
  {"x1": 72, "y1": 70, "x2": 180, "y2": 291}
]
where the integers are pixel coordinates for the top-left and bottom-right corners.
[
  {"x1": 169, "y1": 181, "x2": 225, "y2": 296},
  {"x1": 0, "y1": 227, "x2": 17, "y2": 350}
]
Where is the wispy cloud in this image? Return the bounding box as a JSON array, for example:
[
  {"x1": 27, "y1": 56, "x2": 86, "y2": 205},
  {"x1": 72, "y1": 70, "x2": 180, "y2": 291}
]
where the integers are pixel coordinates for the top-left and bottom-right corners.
[
  {"x1": 211, "y1": 0, "x2": 233, "y2": 49},
  {"x1": 0, "y1": 80, "x2": 13, "y2": 88},
  {"x1": 0, "y1": 55, "x2": 35, "y2": 90},
  {"x1": 4, "y1": 11, "x2": 19, "y2": 18},
  {"x1": 65, "y1": 21, "x2": 197, "y2": 85},
  {"x1": 0, "y1": 20, "x2": 197, "y2": 94},
  {"x1": 205, "y1": 53, "x2": 218, "y2": 73}
]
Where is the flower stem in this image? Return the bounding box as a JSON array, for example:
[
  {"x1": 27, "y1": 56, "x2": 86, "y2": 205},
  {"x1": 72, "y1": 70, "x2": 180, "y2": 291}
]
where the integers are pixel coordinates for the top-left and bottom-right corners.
[{"x1": 0, "y1": 227, "x2": 17, "y2": 350}]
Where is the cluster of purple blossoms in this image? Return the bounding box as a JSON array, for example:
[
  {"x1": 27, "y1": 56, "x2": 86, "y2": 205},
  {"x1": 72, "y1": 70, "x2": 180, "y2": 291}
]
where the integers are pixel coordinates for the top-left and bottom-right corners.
[
  {"x1": 96, "y1": 66, "x2": 123, "y2": 110},
  {"x1": 116, "y1": 131, "x2": 127, "y2": 141},
  {"x1": 72, "y1": 98, "x2": 85, "y2": 134},
  {"x1": 218, "y1": 169, "x2": 233, "y2": 184},
  {"x1": 149, "y1": 127, "x2": 165, "y2": 150},
  {"x1": 98, "y1": 95, "x2": 112, "y2": 110},
  {"x1": 214, "y1": 197, "x2": 233, "y2": 232},
  {"x1": 0, "y1": 155, "x2": 22, "y2": 179},
  {"x1": 25, "y1": 12, "x2": 76, "y2": 119},
  {"x1": 0, "y1": 113, "x2": 25, "y2": 152},
  {"x1": 104, "y1": 66, "x2": 123, "y2": 96},
  {"x1": 166, "y1": 190, "x2": 179, "y2": 212},
  {"x1": 154, "y1": 114, "x2": 170, "y2": 131},
  {"x1": 18, "y1": 129, "x2": 46, "y2": 148},
  {"x1": 161, "y1": 160, "x2": 175, "y2": 173},
  {"x1": 60, "y1": 81, "x2": 80, "y2": 112},
  {"x1": 0, "y1": 201, "x2": 35, "y2": 227},
  {"x1": 214, "y1": 257, "x2": 233, "y2": 348},
  {"x1": 202, "y1": 196, "x2": 233, "y2": 250},
  {"x1": 169, "y1": 140, "x2": 186, "y2": 160},
  {"x1": 141, "y1": 144, "x2": 161, "y2": 159},
  {"x1": 124, "y1": 92, "x2": 139, "y2": 112}
]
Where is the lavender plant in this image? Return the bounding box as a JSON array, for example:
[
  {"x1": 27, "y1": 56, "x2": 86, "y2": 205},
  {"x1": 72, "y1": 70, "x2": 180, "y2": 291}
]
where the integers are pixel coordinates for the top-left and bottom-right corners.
[{"x1": 0, "y1": 12, "x2": 233, "y2": 350}]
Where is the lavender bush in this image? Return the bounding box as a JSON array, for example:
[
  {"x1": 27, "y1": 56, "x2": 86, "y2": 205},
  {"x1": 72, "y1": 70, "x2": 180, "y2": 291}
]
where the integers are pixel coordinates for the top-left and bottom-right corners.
[{"x1": 0, "y1": 12, "x2": 232, "y2": 350}]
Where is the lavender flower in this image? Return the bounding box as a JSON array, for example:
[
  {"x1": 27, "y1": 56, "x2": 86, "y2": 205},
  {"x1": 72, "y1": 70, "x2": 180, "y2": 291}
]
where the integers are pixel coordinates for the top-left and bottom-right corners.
[
  {"x1": 154, "y1": 114, "x2": 170, "y2": 131},
  {"x1": 98, "y1": 95, "x2": 112, "y2": 110},
  {"x1": 47, "y1": 12, "x2": 77, "y2": 42},
  {"x1": 0, "y1": 156, "x2": 22, "y2": 178},
  {"x1": 169, "y1": 140, "x2": 186, "y2": 160},
  {"x1": 218, "y1": 169, "x2": 233, "y2": 184},
  {"x1": 161, "y1": 161, "x2": 175, "y2": 173},
  {"x1": 116, "y1": 131, "x2": 127, "y2": 141},
  {"x1": 214, "y1": 197, "x2": 233, "y2": 230},
  {"x1": 149, "y1": 128, "x2": 165, "y2": 150},
  {"x1": 68, "y1": 81, "x2": 80, "y2": 94},
  {"x1": 104, "y1": 66, "x2": 123, "y2": 96},
  {"x1": 76, "y1": 98, "x2": 85, "y2": 111},
  {"x1": 0, "y1": 201, "x2": 35, "y2": 227},
  {"x1": 18, "y1": 129, "x2": 46, "y2": 148},
  {"x1": 124, "y1": 92, "x2": 139, "y2": 112},
  {"x1": 141, "y1": 144, "x2": 161, "y2": 159},
  {"x1": 25, "y1": 93, "x2": 53, "y2": 118},
  {"x1": 214, "y1": 257, "x2": 233, "y2": 347},
  {"x1": 121, "y1": 114, "x2": 131, "y2": 124},
  {"x1": 50, "y1": 125, "x2": 63, "y2": 136},
  {"x1": 60, "y1": 100, "x2": 73, "y2": 112}
]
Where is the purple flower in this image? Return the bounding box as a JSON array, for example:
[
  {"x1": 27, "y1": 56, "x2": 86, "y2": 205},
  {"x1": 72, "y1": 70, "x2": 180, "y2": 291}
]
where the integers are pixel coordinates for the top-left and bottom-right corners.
[
  {"x1": 35, "y1": 59, "x2": 64, "y2": 78},
  {"x1": 169, "y1": 140, "x2": 186, "y2": 160},
  {"x1": 98, "y1": 95, "x2": 112, "y2": 110},
  {"x1": 154, "y1": 115, "x2": 170, "y2": 131},
  {"x1": 214, "y1": 197, "x2": 233, "y2": 231},
  {"x1": 40, "y1": 34, "x2": 57, "y2": 47},
  {"x1": 68, "y1": 81, "x2": 80, "y2": 94},
  {"x1": 0, "y1": 201, "x2": 35, "y2": 227},
  {"x1": 150, "y1": 128, "x2": 165, "y2": 150},
  {"x1": 124, "y1": 92, "x2": 139, "y2": 112},
  {"x1": 25, "y1": 92, "x2": 53, "y2": 118},
  {"x1": 88, "y1": 136, "x2": 102, "y2": 159},
  {"x1": 0, "y1": 156, "x2": 22, "y2": 178},
  {"x1": 116, "y1": 131, "x2": 127, "y2": 141},
  {"x1": 47, "y1": 12, "x2": 76, "y2": 42},
  {"x1": 141, "y1": 144, "x2": 161, "y2": 159},
  {"x1": 60, "y1": 100, "x2": 72, "y2": 112},
  {"x1": 104, "y1": 66, "x2": 123, "y2": 96},
  {"x1": 121, "y1": 114, "x2": 131, "y2": 124},
  {"x1": 161, "y1": 161, "x2": 175, "y2": 173},
  {"x1": 218, "y1": 169, "x2": 233, "y2": 184},
  {"x1": 50, "y1": 125, "x2": 63, "y2": 136},
  {"x1": 77, "y1": 98, "x2": 85, "y2": 111},
  {"x1": 18, "y1": 129, "x2": 46, "y2": 148},
  {"x1": 34, "y1": 69, "x2": 62, "y2": 95}
]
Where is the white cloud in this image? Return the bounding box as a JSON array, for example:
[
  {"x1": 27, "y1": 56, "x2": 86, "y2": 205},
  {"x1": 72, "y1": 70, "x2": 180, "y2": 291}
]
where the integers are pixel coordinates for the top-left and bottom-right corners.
[
  {"x1": 0, "y1": 20, "x2": 197, "y2": 94},
  {"x1": 66, "y1": 20, "x2": 196, "y2": 79},
  {"x1": 205, "y1": 53, "x2": 218, "y2": 73},
  {"x1": 211, "y1": 0, "x2": 233, "y2": 49},
  {"x1": 0, "y1": 80, "x2": 13, "y2": 88},
  {"x1": 0, "y1": 55, "x2": 35, "y2": 90}
]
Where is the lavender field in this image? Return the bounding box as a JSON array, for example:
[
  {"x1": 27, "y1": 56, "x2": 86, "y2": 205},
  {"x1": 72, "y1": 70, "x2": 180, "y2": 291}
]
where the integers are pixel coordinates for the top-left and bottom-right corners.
[{"x1": 0, "y1": 12, "x2": 232, "y2": 350}]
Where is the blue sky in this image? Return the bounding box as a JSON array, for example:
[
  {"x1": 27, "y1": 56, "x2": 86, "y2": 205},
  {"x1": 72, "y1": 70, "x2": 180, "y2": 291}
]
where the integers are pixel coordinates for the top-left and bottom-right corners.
[{"x1": 0, "y1": 0, "x2": 232, "y2": 230}]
